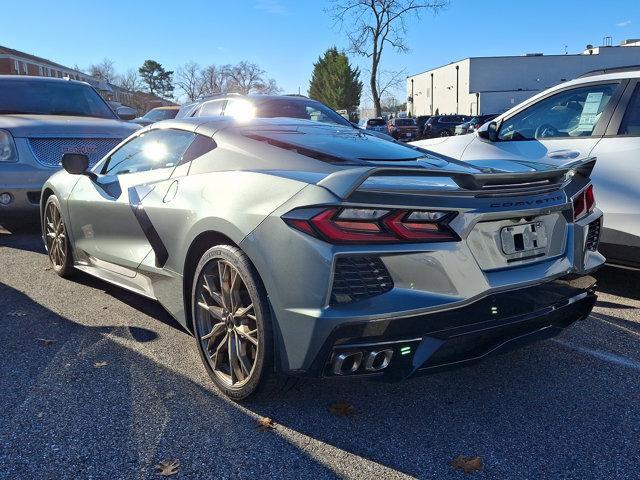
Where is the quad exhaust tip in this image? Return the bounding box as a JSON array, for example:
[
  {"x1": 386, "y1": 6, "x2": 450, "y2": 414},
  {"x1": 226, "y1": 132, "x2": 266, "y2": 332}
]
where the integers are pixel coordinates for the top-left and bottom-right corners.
[
  {"x1": 332, "y1": 348, "x2": 394, "y2": 375},
  {"x1": 364, "y1": 349, "x2": 393, "y2": 372}
]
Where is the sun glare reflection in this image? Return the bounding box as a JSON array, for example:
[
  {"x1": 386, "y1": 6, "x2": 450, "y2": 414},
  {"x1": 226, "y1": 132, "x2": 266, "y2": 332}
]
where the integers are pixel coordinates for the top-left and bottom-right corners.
[
  {"x1": 143, "y1": 141, "x2": 168, "y2": 162},
  {"x1": 225, "y1": 100, "x2": 256, "y2": 122}
]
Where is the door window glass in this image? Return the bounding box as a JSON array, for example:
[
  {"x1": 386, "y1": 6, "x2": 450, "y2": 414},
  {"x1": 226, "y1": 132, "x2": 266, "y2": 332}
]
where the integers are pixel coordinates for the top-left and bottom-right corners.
[
  {"x1": 618, "y1": 84, "x2": 640, "y2": 136},
  {"x1": 194, "y1": 100, "x2": 225, "y2": 117},
  {"x1": 498, "y1": 83, "x2": 617, "y2": 140},
  {"x1": 104, "y1": 129, "x2": 195, "y2": 175}
]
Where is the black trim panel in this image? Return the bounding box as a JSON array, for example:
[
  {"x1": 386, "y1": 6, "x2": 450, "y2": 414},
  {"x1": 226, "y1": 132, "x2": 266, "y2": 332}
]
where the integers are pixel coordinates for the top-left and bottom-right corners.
[{"x1": 128, "y1": 187, "x2": 169, "y2": 267}]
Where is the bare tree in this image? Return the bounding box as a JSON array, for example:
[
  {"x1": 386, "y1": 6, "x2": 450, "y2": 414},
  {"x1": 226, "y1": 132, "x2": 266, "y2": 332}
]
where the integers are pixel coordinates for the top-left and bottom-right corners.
[
  {"x1": 176, "y1": 62, "x2": 205, "y2": 101},
  {"x1": 227, "y1": 61, "x2": 280, "y2": 95},
  {"x1": 329, "y1": 0, "x2": 448, "y2": 116},
  {"x1": 116, "y1": 69, "x2": 143, "y2": 92},
  {"x1": 88, "y1": 58, "x2": 117, "y2": 83},
  {"x1": 254, "y1": 77, "x2": 281, "y2": 95},
  {"x1": 200, "y1": 64, "x2": 232, "y2": 96}
]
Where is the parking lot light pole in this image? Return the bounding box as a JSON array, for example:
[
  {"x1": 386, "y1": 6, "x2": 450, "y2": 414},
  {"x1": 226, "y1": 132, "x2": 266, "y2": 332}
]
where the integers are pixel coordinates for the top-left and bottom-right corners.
[{"x1": 430, "y1": 73, "x2": 434, "y2": 115}]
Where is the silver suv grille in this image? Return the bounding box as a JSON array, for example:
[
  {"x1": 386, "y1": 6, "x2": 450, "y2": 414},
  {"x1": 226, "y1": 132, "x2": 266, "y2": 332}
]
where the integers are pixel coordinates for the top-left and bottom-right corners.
[{"x1": 28, "y1": 137, "x2": 122, "y2": 168}]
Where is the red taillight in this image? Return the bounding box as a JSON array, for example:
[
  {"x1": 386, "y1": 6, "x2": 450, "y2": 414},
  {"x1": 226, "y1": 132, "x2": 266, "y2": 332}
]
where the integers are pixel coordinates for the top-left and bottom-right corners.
[
  {"x1": 384, "y1": 211, "x2": 456, "y2": 241},
  {"x1": 573, "y1": 184, "x2": 595, "y2": 220},
  {"x1": 283, "y1": 207, "x2": 459, "y2": 244}
]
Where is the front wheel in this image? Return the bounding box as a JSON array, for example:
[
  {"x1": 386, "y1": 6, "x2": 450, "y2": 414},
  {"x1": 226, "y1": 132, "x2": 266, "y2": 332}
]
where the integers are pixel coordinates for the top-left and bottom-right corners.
[
  {"x1": 44, "y1": 195, "x2": 74, "y2": 277},
  {"x1": 191, "y1": 244, "x2": 285, "y2": 401}
]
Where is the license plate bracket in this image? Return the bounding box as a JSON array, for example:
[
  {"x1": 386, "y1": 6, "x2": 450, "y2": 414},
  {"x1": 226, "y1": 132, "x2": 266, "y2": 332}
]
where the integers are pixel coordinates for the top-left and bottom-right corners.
[{"x1": 500, "y1": 222, "x2": 548, "y2": 255}]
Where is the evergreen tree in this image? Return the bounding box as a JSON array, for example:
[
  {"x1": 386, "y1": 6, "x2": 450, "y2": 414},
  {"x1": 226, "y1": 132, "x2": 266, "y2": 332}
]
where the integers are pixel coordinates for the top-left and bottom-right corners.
[
  {"x1": 138, "y1": 60, "x2": 174, "y2": 98},
  {"x1": 308, "y1": 47, "x2": 362, "y2": 113}
]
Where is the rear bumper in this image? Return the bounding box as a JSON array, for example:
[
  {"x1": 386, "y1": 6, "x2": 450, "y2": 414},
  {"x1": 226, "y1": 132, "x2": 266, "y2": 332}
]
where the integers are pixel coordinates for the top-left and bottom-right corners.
[{"x1": 305, "y1": 274, "x2": 597, "y2": 380}]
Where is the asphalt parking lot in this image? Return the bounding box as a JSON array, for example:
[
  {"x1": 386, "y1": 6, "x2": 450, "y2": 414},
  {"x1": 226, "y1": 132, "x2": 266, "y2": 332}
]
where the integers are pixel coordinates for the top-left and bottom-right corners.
[{"x1": 1, "y1": 226, "x2": 639, "y2": 479}]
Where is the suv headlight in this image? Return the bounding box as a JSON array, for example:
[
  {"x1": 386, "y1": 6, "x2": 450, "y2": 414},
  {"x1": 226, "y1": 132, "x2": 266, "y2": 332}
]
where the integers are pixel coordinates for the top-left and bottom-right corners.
[{"x1": 0, "y1": 129, "x2": 18, "y2": 162}]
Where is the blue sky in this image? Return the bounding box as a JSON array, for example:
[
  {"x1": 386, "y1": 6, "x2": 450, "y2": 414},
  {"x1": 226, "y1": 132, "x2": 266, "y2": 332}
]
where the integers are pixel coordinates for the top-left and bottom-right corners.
[{"x1": 2, "y1": 0, "x2": 638, "y2": 105}]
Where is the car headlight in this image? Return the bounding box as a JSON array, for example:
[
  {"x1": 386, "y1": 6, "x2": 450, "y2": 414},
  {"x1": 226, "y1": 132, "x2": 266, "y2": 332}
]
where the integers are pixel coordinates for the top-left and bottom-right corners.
[{"x1": 0, "y1": 129, "x2": 18, "y2": 162}]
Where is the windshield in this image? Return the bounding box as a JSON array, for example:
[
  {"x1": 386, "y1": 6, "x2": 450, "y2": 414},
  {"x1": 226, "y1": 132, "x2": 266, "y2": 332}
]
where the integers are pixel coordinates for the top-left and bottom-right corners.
[
  {"x1": 253, "y1": 98, "x2": 352, "y2": 127},
  {"x1": 143, "y1": 108, "x2": 178, "y2": 121},
  {"x1": 367, "y1": 118, "x2": 386, "y2": 126},
  {"x1": 0, "y1": 80, "x2": 116, "y2": 119}
]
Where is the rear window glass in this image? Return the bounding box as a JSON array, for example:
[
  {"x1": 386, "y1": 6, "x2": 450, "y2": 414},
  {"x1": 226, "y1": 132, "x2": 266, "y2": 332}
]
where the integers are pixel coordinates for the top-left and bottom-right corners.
[
  {"x1": 367, "y1": 119, "x2": 386, "y2": 126},
  {"x1": 394, "y1": 119, "x2": 415, "y2": 126}
]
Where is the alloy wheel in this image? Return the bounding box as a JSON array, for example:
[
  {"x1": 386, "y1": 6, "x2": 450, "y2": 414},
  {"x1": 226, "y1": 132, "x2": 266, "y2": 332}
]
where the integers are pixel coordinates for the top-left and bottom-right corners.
[
  {"x1": 45, "y1": 202, "x2": 67, "y2": 269},
  {"x1": 195, "y1": 259, "x2": 259, "y2": 388}
]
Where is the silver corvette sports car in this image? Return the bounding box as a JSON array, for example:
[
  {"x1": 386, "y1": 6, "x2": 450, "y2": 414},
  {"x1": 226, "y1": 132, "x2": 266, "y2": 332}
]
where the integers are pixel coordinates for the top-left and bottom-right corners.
[{"x1": 41, "y1": 116, "x2": 604, "y2": 400}]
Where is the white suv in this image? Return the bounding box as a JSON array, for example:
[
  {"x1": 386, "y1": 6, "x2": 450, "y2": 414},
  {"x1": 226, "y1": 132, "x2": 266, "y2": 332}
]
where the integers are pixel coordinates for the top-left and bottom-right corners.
[{"x1": 413, "y1": 68, "x2": 640, "y2": 268}]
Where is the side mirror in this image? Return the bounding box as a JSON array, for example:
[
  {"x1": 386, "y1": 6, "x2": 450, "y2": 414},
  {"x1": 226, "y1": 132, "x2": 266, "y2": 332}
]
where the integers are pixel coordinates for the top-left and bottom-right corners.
[
  {"x1": 478, "y1": 121, "x2": 499, "y2": 142},
  {"x1": 61, "y1": 153, "x2": 97, "y2": 180},
  {"x1": 116, "y1": 106, "x2": 136, "y2": 121}
]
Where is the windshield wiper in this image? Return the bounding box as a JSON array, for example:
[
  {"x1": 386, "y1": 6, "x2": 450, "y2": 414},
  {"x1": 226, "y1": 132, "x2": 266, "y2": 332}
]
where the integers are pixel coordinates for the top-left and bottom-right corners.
[{"x1": 0, "y1": 110, "x2": 37, "y2": 114}]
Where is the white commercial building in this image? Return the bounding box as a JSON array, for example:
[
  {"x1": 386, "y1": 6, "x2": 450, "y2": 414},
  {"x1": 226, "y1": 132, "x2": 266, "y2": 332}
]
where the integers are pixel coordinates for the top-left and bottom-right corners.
[{"x1": 407, "y1": 39, "x2": 640, "y2": 116}]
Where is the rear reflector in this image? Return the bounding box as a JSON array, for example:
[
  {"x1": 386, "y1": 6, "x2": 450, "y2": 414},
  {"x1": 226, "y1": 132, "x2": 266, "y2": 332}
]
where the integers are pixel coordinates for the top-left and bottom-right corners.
[{"x1": 573, "y1": 184, "x2": 595, "y2": 221}]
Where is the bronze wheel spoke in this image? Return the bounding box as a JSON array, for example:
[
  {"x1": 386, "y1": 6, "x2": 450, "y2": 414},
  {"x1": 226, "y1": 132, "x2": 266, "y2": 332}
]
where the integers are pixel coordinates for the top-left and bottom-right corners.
[
  {"x1": 200, "y1": 321, "x2": 225, "y2": 341},
  {"x1": 202, "y1": 274, "x2": 224, "y2": 308},
  {"x1": 235, "y1": 326, "x2": 258, "y2": 347}
]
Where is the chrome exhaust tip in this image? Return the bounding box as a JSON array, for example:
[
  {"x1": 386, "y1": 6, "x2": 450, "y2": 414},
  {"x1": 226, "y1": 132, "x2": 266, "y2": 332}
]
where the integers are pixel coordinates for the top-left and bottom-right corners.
[
  {"x1": 332, "y1": 350, "x2": 363, "y2": 375},
  {"x1": 364, "y1": 349, "x2": 393, "y2": 372}
]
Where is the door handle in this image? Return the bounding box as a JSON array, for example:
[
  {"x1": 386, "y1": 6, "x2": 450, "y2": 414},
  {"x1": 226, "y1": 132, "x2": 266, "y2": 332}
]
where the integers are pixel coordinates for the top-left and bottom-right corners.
[{"x1": 163, "y1": 180, "x2": 178, "y2": 203}]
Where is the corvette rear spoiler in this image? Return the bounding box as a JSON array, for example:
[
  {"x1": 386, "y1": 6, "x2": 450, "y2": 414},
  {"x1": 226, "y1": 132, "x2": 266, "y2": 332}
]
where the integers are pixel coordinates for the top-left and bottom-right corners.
[{"x1": 316, "y1": 157, "x2": 596, "y2": 199}]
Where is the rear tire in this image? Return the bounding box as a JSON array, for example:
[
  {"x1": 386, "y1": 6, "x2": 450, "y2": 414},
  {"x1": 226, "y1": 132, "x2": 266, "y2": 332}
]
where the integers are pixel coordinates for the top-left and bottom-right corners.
[
  {"x1": 44, "y1": 195, "x2": 74, "y2": 278},
  {"x1": 191, "y1": 244, "x2": 290, "y2": 401}
]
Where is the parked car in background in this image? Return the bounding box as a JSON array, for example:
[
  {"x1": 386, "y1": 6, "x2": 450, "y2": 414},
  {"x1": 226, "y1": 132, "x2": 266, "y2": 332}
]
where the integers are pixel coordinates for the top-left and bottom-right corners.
[
  {"x1": 415, "y1": 115, "x2": 431, "y2": 138},
  {"x1": 413, "y1": 68, "x2": 640, "y2": 268},
  {"x1": 41, "y1": 115, "x2": 603, "y2": 401},
  {"x1": 0, "y1": 76, "x2": 140, "y2": 227},
  {"x1": 454, "y1": 114, "x2": 499, "y2": 135},
  {"x1": 131, "y1": 106, "x2": 180, "y2": 127},
  {"x1": 387, "y1": 117, "x2": 419, "y2": 141},
  {"x1": 422, "y1": 115, "x2": 471, "y2": 138},
  {"x1": 179, "y1": 93, "x2": 350, "y2": 126},
  {"x1": 364, "y1": 117, "x2": 387, "y2": 134},
  {"x1": 177, "y1": 93, "x2": 395, "y2": 141}
]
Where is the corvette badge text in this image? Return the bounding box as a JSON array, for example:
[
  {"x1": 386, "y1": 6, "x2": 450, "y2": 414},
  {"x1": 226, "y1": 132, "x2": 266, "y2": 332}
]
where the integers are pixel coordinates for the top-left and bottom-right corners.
[{"x1": 490, "y1": 194, "x2": 564, "y2": 209}]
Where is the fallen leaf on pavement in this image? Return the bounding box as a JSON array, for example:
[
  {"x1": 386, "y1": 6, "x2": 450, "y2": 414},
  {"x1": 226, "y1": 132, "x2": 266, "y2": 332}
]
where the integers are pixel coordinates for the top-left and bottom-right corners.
[
  {"x1": 256, "y1": 416, "x2": 275, "y2": 431},
  {"x1": 44, "y1": 266, "x2": 52, "y2": 271},
  {"x1": 450, "y1": 455, "x2": 483, "y2": 474},
  {"x1": 36, "y1": 412, "x2": 44, "y2": 419},
  {"x1": 155, "y1": 459, "x2": 180, "y2": 477},
  {"x1": 93, "y1": 361, "x2": 108, "y2": 368},
  {"x1": 329, "y1": 402, "x2": 356, "y2": 417},
  {"x1": 36, "y1": 338, "x2": 56, "y2": 346}
]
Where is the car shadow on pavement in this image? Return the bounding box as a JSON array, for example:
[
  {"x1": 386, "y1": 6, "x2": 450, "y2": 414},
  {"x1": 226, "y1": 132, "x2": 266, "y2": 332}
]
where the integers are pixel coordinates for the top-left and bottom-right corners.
[
  {"x1": 0, "y1": 228, "x2": 46, "y2": 255},
  {"x1": 0, "y1": 282, "x2": 341, "y2": 479},
  {"x1": 594, "y1": 265, "x2": 640, "y2": 301},
  {"x1": 69, "y1": 270, "x2": 188, "y2": 335}
]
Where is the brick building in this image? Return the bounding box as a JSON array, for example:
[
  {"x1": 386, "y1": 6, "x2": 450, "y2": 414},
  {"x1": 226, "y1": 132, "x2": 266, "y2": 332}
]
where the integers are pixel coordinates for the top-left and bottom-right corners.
[
  {"x1": 0, "y1": 45, "x2": 174, "y2": 114},
  {"x1": 0, "y1": 45, "x2": 92, "y2": 81}
]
